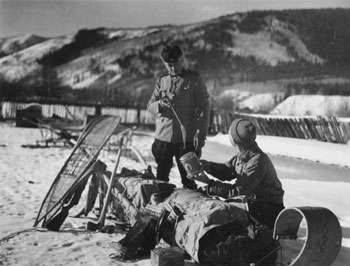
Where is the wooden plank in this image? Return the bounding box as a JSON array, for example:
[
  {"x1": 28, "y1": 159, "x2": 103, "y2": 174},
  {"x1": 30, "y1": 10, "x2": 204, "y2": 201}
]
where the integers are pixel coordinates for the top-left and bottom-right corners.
[
  {"x1": 294, "y1": 118, "x2": 305, "y2": 139},
  {"x1": 311, "y1": 117, "x2": 326, "y2": 142},
  {"x1": 283, "y1": 119, "x2": 296, "y2": 138},
  {"x1": 318, "y1": 116, "x2": 330, "y2": 142},
  {"x1": 325, "y1": 117, "x2": 339, "y2": 143},
  {"x1": 281, "y1": 118, "x2": 294, "y2": 138},
  {"x1": 276, "y1": 118, "x2": 287, "y2": 137},
  {"x1": 329, "y1": 116, "x2": 344, "y2": 144},
  {"x1": 325, "y1": 117, "x2": 338, "y2": 143},
  {"x1": 317, "y1": 116, "x2": 333, "y2": 143},
  {"x1": 299, "y1": 118, "x2": 312, "y2": 139},
  {"x1": 257, "y1": 117, "x2": 268, "y2": 135},
  {"x1": 256, "y1": 117, "x2": 267, "y2": 135},
  {"x1": 269, "y1": 118, "x2": 279, "y2": 136},
  {"x1": 278, "y1": 118, "x2": 290, "y2": 137},
  {"x1": 266, "y1": 117, "x2": 275, "y2": 136},
  {"x1": 273, "y1": 118, "x2": 283, "y2": 137},
  {"x1": 293, "y1": 118, "x2": 306, "y2": 139},
  {"x1": 252, "y1": 117, "x2": 263, "y2": 135},
  {"x1": 264, "y1": 118, "x2": 272, "y2": 135},
  {"x1": 339, "y1": 122, "x2": 350, "y2": 144},
  {"x1": 303, "y1": 118, "x2": 318, "y2": 140}
]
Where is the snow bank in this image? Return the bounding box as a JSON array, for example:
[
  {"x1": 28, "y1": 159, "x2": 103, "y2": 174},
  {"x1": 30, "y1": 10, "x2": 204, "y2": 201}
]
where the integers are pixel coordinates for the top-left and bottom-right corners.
[{"x1": 208, "y1": 133, "x2": 350, "y2": 168}]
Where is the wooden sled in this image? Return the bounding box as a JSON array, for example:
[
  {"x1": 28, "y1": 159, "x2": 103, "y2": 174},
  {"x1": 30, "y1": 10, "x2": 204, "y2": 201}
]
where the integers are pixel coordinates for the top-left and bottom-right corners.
[{"x1": 21, "y1": 116, "x2": 84, "y2": 148}]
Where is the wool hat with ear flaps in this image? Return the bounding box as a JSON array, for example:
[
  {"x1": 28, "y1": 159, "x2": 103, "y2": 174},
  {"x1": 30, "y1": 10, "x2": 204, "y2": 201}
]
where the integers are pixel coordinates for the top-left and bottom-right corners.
[
  {"x1": 161, "y1": 44, "x2": 183, "y2": 63},
  {"x1": 229, "y1": 118, "x2": 257, "y2": 148}
]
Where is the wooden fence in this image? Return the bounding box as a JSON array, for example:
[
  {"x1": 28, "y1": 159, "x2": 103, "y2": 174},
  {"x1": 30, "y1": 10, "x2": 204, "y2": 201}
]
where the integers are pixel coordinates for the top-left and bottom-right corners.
[
  {"x1": 0, "y1": 101, "x2": 155, "y2": 125},
  {"x1": 2, "y1": 101, "x2": 350, "y2": 144},
  {"x1": 211, "y1": 111, "x2": 350, "y2": 144}
]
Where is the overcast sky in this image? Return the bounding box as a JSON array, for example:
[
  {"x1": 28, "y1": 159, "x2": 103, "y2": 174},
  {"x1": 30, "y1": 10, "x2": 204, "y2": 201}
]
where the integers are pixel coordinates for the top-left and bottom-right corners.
[{"x1": 1, "y1": 0, "x2": 350, "y2": 38}]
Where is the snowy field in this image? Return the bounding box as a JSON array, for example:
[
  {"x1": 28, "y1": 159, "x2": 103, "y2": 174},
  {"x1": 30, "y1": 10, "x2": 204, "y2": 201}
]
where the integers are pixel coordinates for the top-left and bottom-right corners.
[{"x1": 0, "y1": 121, "x2": 349, "y2": 265}]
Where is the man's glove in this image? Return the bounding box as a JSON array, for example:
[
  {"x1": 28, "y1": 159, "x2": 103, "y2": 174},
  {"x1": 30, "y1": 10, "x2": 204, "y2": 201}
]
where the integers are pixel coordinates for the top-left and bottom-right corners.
[
  {"x1": 206, "y1": 180, "x2": 238, "y2": 199},
  {"x1": 159, "y1": 98, "x2": 173, "y2": 116},
  {"x1": 200, "y1": 159, "x2": 211, "y2": 172},
  {"x1": 195, "y1": 106, "x2": 204, "y2": 118},
  {"x1": 198, "y1": 137, "x2": 205, "y2": 149}
]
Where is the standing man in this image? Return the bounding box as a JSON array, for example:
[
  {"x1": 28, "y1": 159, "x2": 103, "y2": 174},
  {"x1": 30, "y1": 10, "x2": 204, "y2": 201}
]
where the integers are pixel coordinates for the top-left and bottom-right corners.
[{"x1": 147, "y1": 44, "x2": 210, "y2": 189}]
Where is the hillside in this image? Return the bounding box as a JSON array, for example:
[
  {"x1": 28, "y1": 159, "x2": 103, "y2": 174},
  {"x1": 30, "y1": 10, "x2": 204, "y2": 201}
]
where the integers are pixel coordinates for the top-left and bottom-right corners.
[
  {"x1": 1, "y1": 8, "x2": 350, "y2": 110},
  {"x1": 0, "y1": 34, "x2": 47, "y2": 56}
]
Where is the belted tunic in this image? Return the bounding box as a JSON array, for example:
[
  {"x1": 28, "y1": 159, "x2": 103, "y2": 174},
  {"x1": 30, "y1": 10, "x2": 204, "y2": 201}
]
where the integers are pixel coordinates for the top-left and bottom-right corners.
[{"x1": 147, "y1": 69, "x2": 209, "y2": 143}]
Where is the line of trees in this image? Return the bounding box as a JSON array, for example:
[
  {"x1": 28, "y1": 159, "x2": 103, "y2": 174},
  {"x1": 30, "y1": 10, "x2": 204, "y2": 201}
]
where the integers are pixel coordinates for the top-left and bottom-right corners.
[{"x1": 37, "y1": 29, "x2": 108, "y2": 67}]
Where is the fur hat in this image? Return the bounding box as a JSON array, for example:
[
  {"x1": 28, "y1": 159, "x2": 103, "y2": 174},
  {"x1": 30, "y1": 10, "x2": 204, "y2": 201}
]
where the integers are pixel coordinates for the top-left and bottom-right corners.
[
  {"x1": 229, "y1": 118, "x2": 257, "y2": 147},
  {"x1": 160, "y1": 44, "x2": 183, "y2": 63}
]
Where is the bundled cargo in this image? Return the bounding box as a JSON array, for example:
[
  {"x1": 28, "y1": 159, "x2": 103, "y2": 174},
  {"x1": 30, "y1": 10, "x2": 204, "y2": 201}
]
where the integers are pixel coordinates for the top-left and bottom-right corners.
[{"x1": 111, "y1": 177, "x2": 278, "y2": 266}]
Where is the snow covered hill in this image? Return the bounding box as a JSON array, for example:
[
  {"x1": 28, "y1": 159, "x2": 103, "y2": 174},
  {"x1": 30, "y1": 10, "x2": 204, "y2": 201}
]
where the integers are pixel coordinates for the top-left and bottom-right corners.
[
  {"x1": 0, "y1": 36, "x2": 73, "y2": 81},
  {"x1": 271, "y1": 95, "x2": 350, "y2": 117},
  {"x1": 0, "y1": 34, "x2": 47, "y2": 55}
]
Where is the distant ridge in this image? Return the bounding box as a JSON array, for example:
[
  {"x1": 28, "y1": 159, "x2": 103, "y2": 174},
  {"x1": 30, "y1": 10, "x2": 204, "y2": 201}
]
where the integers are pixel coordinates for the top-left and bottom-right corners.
[{"x1": 1, "y1": 8, "x2": 350, "y2": 109}]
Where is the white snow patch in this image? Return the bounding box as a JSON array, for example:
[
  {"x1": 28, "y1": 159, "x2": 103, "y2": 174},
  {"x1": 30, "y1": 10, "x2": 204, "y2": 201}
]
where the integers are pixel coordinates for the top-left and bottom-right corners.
[
  {"x1": 238, "y1": 93, "x2": 284, "y2": 112},
  {"x1": 107, "y1": 28, "x2": 159, "y2": 40},
  {"x1": 271, "y1": 95, "x2": 350, "y2": 117},
  {"x1": 228, "y1": 31, "x2": 295, "y2": 66}
]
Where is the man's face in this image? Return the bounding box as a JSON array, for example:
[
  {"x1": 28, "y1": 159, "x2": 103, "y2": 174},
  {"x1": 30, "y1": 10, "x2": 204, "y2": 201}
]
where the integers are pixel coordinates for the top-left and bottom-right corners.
[{"x1": 163, "y1": 60, "x2": 183, "y2": 75}]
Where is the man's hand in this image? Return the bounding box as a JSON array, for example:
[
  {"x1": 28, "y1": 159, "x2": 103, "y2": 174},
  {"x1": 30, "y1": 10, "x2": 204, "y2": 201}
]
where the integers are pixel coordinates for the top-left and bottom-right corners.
[
  {"x1": 193, "y1": 130, "x2": 205, "y2": 151},
  {"x1": 191, "y1": 172, "x2": 211, "y2": 184},
  {"x1": 159, "y1": 98, "x2": 173, "y2": 116},
  {"x1": 195, "y1": 107, "x2": 204, "y2": 118},
  {"x1": 200, "y1": 159, "x2": 211, "y2": 172},
  {"x1": 193, "y1": 130, "x2": 199, "y2": 150},
  {"x1": 206, "y1": 181, "x2": 237, "y2": 198}
]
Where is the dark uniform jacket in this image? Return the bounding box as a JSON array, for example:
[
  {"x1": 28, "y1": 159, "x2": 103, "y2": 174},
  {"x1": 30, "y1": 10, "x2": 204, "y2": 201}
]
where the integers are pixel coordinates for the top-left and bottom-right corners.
[
  {"x1": 147, "y1": 69, "x2": 209, "y2": 143},
  {"x1": 206, "y1": 142, "x2": 284, "y2": 205}
]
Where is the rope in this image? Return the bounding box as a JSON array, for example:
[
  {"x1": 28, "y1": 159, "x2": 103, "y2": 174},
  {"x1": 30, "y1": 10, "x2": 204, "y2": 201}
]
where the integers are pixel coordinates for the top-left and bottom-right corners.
[
  {"x1": 275, "y1": 243, "x2": 288, "y2": 266},
  {"x1": 255, "y1": 245, "x2": 281, "y2": 266},
  {"x1": 0, "y1": 227, "x2": 48, "y2": 245}
]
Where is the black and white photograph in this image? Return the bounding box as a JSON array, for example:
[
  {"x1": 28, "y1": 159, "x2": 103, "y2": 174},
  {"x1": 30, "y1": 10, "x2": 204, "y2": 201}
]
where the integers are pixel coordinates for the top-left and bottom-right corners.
[{"x1": 0, "y1": 0, "x2": 349, "y2": 265}]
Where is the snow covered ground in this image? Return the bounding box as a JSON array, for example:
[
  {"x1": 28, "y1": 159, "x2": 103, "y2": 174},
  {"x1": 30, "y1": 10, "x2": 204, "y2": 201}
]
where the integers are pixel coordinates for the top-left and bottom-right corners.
[{"x1": 0, "y1": 122, "x2": 349, "y2": 265}]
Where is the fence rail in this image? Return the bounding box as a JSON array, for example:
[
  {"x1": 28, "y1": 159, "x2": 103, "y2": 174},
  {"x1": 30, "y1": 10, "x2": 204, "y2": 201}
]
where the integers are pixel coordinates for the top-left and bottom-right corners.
[
  {"x1": 211, "y1": 111, "x2": 350, "y2": 144},
  {"x1": 2, "y1": 101, "x2": 350, "y2": 144}
]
